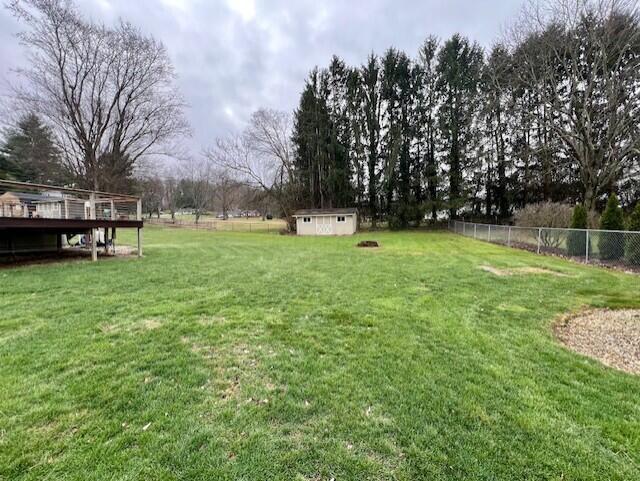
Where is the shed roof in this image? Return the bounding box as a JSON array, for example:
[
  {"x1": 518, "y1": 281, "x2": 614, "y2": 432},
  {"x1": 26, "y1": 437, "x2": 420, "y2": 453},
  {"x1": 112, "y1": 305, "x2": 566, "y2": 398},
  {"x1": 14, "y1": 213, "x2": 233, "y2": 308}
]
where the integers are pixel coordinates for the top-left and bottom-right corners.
[{"x1": 293, "y1": 208, "x2": 357, "y2": 216}]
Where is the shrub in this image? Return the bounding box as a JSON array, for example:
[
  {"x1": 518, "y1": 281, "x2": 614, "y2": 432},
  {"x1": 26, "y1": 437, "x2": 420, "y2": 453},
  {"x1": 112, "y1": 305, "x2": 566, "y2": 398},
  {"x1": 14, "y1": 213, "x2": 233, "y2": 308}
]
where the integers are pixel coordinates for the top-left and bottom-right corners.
[
  {"x1": 625, "y1": 203, "x2": 640, "y2": 265},
  {"x1": 513, "y1": 202, "x2": 573, "y2": 228},
  {"x1": 598, "y1": 194, "x2": 625, "y2": 260},
  {"x1": 567, "y1": 204, "x2": 588, "y2": 257},
  {"x1": 388, "y1": 203, "x2": 424, "y2": 230},
  {"x1": 514, "y1": 202, "x2": 573, "y2": 248}
]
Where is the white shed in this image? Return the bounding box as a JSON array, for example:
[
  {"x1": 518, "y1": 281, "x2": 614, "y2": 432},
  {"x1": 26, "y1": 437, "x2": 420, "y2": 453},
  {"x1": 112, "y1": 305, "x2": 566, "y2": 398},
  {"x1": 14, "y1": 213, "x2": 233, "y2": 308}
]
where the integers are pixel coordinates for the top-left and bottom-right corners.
[{"x1": 293, "y1": 208, "x2": 357, "y2": 236}]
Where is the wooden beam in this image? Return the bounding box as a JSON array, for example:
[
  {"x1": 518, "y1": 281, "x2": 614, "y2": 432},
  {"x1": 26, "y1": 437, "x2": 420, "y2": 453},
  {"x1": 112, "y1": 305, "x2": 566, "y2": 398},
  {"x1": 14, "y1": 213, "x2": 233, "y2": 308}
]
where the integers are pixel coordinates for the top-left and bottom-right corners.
[{"x1": 91, "y1": 228, "x2": 97, "y2": 262}]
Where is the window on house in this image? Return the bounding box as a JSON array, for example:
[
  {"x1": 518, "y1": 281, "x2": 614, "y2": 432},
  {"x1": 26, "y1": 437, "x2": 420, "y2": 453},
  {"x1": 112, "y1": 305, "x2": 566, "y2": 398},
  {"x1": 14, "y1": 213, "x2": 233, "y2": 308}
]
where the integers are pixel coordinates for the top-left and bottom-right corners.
[
  {"x1": 337, "y1": 216, "x2": 346, "y2": 222},
  {"x1": 303, "y1": 217, "x2": 312, "y2": 223}
]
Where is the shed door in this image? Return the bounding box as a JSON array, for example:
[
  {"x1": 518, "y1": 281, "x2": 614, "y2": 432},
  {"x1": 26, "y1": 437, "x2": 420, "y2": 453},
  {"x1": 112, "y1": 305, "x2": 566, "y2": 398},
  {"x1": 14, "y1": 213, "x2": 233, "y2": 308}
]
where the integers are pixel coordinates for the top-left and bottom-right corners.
[{"x1": 316, "y1": 216, "x2": 332, "y2": 235}]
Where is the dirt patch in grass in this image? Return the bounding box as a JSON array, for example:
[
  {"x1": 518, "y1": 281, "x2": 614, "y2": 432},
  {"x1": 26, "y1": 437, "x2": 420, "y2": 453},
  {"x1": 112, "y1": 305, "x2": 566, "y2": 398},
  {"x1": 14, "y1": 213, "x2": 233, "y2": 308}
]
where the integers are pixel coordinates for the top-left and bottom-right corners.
[
  {"x1": 479, "y1": 265, "x2": 567, "y2": 277},
  {"x1": 554, "y1": 309, "x2": 640, "y2": 375},
  {"x1": 357, "y1": 240, "x2": 380, "y2": 248}
]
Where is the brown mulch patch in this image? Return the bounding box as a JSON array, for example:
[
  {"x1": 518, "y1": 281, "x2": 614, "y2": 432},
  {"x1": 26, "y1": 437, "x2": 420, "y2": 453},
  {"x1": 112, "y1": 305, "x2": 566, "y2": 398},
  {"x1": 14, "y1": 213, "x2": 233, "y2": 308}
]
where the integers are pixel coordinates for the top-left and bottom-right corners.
[
  {"x1": 554, "y1": 309, "x2": 640, "y2": 375},
  {"x1": 357, "y1": 240, "x2": 380, "y2": 248}
]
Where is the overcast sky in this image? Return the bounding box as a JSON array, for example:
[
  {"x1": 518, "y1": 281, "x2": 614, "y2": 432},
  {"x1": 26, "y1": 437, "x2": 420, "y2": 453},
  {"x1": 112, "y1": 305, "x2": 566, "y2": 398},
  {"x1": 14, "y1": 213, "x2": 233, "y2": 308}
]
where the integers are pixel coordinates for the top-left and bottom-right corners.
[{"x1": 0, "y1": 0, "x2": 524, "y2": 156}]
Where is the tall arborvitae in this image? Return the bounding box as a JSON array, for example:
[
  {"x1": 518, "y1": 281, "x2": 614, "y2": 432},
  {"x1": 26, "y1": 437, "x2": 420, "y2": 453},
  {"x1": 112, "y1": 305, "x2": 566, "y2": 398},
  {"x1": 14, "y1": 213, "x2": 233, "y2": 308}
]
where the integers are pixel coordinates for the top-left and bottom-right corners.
[
  {"x1": 599, "y1": 193, "x2": 625, "y2": 260},
  {"x1": 626, "y1": 203, "x2": 640, "y2": 264},
  {"x1": 436, "y1": 34, "x2": 483, "y2": 219}
]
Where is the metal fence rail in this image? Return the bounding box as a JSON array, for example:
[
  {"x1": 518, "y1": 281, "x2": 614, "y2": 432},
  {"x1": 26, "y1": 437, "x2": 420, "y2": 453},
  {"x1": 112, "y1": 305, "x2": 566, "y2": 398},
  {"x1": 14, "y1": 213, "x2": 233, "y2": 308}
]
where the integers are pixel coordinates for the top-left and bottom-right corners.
[{"x1": 449, "y1": 220, "x2": 640, "y2": 270}]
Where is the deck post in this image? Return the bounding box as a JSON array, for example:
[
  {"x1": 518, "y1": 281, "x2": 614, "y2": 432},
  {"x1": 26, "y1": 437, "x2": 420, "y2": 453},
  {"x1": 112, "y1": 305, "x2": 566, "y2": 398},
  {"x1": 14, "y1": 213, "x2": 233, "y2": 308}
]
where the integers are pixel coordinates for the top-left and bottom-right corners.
[
  {"x1": 136, "y1": 199, "x2": 142, "y2": 221},
  {"x1": 91, "y1": 228, "x2": 98, "y2": 261},
  {"x1": 137, "y1": 227, "x2": 142, "y2": 258}
]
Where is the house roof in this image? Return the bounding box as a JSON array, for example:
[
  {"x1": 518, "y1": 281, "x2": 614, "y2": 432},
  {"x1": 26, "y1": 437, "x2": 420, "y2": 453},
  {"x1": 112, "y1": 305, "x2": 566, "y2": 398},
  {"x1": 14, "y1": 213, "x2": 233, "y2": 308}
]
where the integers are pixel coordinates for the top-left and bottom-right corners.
[
  {"x1": 0, "y1": 192, "x2": 22, "y2": 205},
  {"x1": 293, "y1": 208, "x2": 357, "y2": 216},
  {"x1": 0, "y1": 191, "x2": 62, "y2": 204}
]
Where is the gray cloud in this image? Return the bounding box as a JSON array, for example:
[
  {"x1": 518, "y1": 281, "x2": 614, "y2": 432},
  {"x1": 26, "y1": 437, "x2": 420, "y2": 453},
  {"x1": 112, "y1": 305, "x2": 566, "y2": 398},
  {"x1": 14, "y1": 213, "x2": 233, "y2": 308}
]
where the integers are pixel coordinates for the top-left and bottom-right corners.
[{"x1": 0, "y1": 0, "x2": 524, "y2": 155}]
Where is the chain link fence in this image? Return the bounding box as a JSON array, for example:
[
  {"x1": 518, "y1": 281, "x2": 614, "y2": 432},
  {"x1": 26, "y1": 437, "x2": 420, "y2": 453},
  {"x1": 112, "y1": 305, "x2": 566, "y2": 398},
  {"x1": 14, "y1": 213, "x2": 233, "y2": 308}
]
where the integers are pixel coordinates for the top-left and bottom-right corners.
[{"x1": 450, "y1": 220, "x2": 640, "y2": 270}]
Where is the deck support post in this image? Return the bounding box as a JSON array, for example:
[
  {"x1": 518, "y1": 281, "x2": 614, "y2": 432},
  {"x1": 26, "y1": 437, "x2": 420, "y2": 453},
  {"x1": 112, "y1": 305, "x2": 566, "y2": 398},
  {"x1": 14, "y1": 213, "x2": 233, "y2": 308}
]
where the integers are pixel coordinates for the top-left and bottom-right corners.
[
  {"x1": 137, "y1": 227, "x2": 142, "y2": 258},
  {"x1": 91, "y1": 228, "x2": 97, "y2": 261}
]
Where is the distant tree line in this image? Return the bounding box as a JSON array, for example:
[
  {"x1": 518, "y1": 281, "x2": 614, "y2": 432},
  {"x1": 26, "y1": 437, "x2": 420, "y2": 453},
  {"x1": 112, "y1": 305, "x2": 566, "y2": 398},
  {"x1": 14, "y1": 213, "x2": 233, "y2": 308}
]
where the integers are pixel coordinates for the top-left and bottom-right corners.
[{"x1": 291, "y1": 0, "x2": 640, "y2": 228}]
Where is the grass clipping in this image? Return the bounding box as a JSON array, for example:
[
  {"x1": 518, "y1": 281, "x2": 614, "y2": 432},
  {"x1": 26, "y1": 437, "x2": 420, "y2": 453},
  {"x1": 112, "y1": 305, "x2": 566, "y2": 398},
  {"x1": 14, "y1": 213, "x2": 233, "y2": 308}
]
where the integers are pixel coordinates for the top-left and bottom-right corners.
[{"x1": 555, "y1": 309, "x2": 640, "y2": 375}]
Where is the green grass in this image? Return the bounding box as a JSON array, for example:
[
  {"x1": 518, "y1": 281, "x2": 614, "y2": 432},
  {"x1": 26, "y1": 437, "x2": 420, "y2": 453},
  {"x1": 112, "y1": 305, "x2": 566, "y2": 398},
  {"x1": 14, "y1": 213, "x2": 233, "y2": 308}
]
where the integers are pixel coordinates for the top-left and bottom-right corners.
[{"x1": 1, "y1": 227, "x2": 639, "y2": 480}]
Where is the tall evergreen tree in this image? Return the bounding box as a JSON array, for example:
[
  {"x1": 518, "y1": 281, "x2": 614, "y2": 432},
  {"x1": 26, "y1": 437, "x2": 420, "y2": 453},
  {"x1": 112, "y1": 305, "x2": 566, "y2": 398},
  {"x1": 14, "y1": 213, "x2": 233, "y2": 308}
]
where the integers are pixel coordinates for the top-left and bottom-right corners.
[
  {"x1": 599, "y1": 193, "x2": 625, "y2": 260},
  {"x1": 326, "y1": 56, "x2": 354, "y2": 207},
  {"x1": 436, "y1": 34, "x2": 484, "y2": 219},
  {"x1": 0, "y1": 113, "x2": 65, "y2": 184},
  {"x1": 416, "y1": 36, "x2": 440, "y2": 221},
  {"x1": 361, "y1": 54, "x2": 382, "y2": 226}
]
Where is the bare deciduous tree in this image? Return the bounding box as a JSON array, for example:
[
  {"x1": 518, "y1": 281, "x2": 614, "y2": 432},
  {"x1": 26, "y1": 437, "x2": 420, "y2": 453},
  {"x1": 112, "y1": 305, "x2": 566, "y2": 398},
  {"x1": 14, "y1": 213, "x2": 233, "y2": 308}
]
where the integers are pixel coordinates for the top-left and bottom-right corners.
[
  {"x1": 180, "y1": 156, "x2": 213, "y2": 224},
  {"x1": 8, "y1": 0, "x2": 190, "y2": 191},
  {"x1": 213, "y1": 168, "x2": 240, "y2": 220},
  {"x1": 162, "y1": 175, "x2": 181, "y2": 221},
  {"x1": 514, "y1": 0, "x2": 640, "y2": 210},
  {"x1": 207, "y1": 108, "x2": 300, "y2": 229}
]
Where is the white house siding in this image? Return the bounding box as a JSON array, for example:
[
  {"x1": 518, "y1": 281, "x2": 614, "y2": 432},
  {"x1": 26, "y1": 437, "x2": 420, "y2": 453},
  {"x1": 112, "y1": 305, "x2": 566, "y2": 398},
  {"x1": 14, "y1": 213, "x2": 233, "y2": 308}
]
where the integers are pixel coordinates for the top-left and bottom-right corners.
[
  {"x1": 296, "y1": 214, "x2": 356, "y2": 236},
  {"x1": 35, "y1": 202, "x2": 62, "y2": 219}
]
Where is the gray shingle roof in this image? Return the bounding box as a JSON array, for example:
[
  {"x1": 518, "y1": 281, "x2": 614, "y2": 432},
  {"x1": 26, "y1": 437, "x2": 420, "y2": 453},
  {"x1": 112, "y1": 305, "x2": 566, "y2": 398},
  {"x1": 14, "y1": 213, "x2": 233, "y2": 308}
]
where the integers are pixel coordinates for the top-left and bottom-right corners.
[{"x1": 293, "y1": 208, "x2": 357, "y2": 216}]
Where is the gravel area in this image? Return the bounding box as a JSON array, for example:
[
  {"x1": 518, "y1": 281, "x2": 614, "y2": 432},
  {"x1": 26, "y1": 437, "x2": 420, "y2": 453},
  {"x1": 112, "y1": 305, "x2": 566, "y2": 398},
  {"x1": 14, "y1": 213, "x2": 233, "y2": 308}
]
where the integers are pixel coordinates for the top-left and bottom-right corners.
[{"x1": 555, "y1": 309, "x2": 640, "y2": 375}]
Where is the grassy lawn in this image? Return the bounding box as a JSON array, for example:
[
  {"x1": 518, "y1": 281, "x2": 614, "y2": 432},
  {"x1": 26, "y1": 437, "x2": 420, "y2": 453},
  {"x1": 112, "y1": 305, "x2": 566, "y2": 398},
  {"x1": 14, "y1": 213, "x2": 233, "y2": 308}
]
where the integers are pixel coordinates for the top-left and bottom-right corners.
[{"x1": 1, "y1": 227, "x2": 639, "y2": 480}]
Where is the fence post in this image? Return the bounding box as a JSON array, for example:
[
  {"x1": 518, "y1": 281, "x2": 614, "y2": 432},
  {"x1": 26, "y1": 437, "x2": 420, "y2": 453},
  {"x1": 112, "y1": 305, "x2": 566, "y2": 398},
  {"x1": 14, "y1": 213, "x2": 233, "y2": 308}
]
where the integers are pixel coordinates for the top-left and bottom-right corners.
[
  {"x1": 537, "y1": 228, "x2": 542, "y2": 254},
  {"x1": 508, "y1": 226, "x2": 512, "y2": 247},
  {"x1": 488, "y1": 225, "x2": 491, "y2": 242},
  {"x1": 585, "y1": 230, "x2": 590, "y2": 264},
  {"x1": 474, "y1": 224, "x2": 477, "y2": 239}
]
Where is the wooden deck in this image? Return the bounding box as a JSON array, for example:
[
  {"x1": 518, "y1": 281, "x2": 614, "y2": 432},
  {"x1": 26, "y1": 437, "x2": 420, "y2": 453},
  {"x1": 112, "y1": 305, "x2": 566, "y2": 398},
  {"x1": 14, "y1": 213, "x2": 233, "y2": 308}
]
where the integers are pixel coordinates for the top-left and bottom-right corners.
[{"x1": 0, "y1": 217, "x2": 143, "y2": 231}]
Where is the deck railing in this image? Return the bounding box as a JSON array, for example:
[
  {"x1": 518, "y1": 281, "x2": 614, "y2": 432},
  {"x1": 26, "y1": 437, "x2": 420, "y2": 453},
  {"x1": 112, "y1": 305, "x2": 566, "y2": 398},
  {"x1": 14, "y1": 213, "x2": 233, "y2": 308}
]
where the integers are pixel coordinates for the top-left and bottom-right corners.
[{"x1": 0, "y1": 180, "x2": 141, "y2": 222}]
